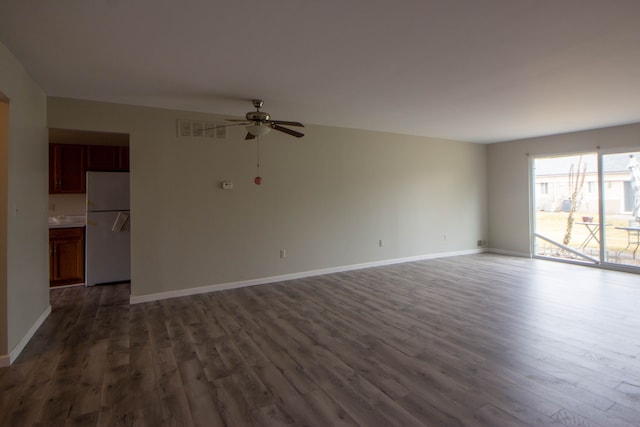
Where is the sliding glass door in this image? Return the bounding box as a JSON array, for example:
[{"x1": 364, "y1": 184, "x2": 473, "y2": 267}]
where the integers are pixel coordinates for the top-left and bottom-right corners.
[
  {"x1": 601, "y1": 151, "x2": 640, "y2": 268},
  {"x1": 533, "y1": 150, "x2": 640, "y2": 270},
  {"x1": 533, "y1": 153, "x2": 600, "y2": 263}
]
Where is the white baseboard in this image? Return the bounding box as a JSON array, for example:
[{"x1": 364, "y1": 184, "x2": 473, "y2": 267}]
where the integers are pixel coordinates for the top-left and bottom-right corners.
[
  {"x1": 487, "y1": 247, "x2": 531, "y2": 258},
  {"x1": 130, "y1": 248, "x2": 485, "y2": 304},
  {"x1": 5, "y1": 305, "x2": 52, "y2": 366}
]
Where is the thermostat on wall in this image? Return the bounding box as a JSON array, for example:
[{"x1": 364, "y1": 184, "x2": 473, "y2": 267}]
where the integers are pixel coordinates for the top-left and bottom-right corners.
[{"x1": 221, "y1": 181, "x2": 233, "y2": 190}]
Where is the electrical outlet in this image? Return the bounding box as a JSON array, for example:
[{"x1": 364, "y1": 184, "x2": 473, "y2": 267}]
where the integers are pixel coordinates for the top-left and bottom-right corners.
[
  {"x1": 378, "y1": 239, "x2": 383, "y2": 247},
  {"x1": 280, "y1": 249, "x2": 286, "y2": 259}
]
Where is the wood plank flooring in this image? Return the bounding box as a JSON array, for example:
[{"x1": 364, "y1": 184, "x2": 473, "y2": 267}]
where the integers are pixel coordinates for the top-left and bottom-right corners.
[{"x1": 2, "y1": 254, "x2": 640, "y2": 426}]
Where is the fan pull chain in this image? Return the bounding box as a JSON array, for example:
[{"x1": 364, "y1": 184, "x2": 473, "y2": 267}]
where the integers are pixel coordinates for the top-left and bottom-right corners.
[{"x1": 254, "y1": 137, "x2": 262, "y2": 185}]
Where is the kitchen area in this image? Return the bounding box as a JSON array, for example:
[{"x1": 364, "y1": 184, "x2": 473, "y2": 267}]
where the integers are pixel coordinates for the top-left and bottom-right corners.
[{"x1": 48, "y1": 128, "x2": 131, "y2": 288}]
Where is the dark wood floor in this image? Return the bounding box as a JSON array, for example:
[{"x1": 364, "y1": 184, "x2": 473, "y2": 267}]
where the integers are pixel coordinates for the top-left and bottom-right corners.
[{"x1": 2, "y1": 254, "x2": 640, "y2": 426}]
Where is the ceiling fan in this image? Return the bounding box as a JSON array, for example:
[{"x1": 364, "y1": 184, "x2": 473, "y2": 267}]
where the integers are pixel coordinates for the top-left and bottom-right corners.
[{"x1": 226, "y1": 99, "x2": 304, "y2": 140}]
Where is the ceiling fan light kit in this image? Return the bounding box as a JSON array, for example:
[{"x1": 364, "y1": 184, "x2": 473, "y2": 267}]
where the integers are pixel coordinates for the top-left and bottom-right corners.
[{"x1": 246, "y1": 122, "x2": 272, "y2": 137}]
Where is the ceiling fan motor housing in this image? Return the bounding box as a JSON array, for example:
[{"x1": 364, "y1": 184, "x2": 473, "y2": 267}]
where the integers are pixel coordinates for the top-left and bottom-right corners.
[{"x1": 246, "y1": 111, "x2": 271, "y2": 122}]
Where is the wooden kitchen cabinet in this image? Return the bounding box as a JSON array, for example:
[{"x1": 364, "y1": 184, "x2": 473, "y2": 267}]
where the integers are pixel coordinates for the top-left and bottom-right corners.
[
  {"x1": 49, "y1": 144, "x2": 86, "y2": 193},
  {"x1": 49, "y1": 227, "x2": 85, "y2": 287},
  {"x1": 49, "y1": 143, "x2": 130, "y2": 193},
  {"x1": 87, "y1": 145, "x2": 119, "y2": 171},
  {"x1": 118, "y1": 146, "x2": 130, "y2": 171},
  {"x1": 86, "y1": 145, "x2": 129, "y2": 171}
]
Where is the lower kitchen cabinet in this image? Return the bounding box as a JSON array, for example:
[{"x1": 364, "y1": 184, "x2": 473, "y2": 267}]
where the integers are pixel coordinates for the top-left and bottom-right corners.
[{"x1": 49, "y1": 227, "x2": 85, "y2": 287}]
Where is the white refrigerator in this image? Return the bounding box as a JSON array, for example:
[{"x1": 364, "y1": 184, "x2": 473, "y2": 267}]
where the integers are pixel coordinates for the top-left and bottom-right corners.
[{"x1": 86, "y1": 171, "x2": 130, "y2": 286}]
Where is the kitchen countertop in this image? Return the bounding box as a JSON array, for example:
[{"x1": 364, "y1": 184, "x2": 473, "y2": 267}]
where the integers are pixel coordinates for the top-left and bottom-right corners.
[{"x1": 48, "y1": 215, "x2": 86, "y2": 229}]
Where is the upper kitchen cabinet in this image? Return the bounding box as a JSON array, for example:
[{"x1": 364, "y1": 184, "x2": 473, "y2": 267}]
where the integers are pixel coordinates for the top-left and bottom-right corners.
[
  {"x1": 49, "y1": 129, "x2": 130, "y2": 194},
  {"x1": 87, "y1": 145, "x2": 119, "y2": 171},
  {"x1": 87, "y1": 144, "x2": 130, "y2": 172},
  {"x1": 49, "y1": 143, "x2": 86, "y2": 193},
  {"x1": 118, "y1": 146, "x2": 130, "y2": 171}
]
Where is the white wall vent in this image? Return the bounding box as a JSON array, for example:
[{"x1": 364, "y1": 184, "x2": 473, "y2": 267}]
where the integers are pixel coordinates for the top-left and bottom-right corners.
[{"x1": 177, "y1": 119, "x2": 227, "y2": 139}]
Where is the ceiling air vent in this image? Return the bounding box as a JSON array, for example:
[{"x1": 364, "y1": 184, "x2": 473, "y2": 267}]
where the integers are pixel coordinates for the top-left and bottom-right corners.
[{"x1": 176, "y1": 119, "x2": 227, "y2": 139}]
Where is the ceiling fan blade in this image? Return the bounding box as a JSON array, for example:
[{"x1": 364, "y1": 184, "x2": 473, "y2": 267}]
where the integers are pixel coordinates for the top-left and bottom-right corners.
[
  {"x1": 202, "y1": 122, "x2": 248, "y2": 133},
  {"x1": 271, "y1": 124, "x2": 304, "y2": 138},
  {"x1": 245, "y1": 132, "x2": 256, "y2": 140},
  {"x1": 226, "y1": 119, "x2": 251, "y2": 123},
  {"x1": 270, "y1": 120, "x2": 304, "y2": 127}
]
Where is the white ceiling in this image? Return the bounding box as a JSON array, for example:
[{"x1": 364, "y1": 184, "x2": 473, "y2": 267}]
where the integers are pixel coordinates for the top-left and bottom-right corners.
[{"x1": 1, "y1": 1, "x2": 640, "y2": 143}]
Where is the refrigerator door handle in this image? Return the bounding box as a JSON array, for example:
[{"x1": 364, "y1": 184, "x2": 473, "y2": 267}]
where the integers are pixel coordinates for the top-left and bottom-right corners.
[{"x1": 112, "y1": 211, "x2": 130, "y2": 232}]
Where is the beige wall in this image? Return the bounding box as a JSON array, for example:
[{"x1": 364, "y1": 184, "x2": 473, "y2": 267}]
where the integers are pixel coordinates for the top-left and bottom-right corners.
[
  {"x1": 488, "y1": 123, "x2": 640, "y2": 255},
  {"x1": 0, "y1": 42, "x2": 49, "y2": 355},
  {"x1": 48, "y1": 97, "x2": 488, "y2": 298}
]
